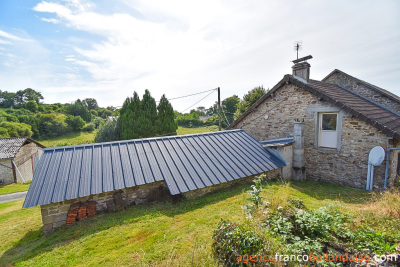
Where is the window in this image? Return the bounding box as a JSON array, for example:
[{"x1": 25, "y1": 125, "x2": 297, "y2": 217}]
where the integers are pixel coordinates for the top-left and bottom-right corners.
[{"x1": 318, "y1": 113, "x2": 338, "y2": 148}]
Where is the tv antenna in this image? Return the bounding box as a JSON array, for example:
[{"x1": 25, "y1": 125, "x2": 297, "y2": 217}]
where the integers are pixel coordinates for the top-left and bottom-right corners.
[{"x1": 294, "y1": 41, "x2": 302, "y2": 60}]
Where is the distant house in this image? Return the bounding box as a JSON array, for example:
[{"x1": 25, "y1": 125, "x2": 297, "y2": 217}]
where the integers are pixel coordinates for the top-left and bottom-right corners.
[
  {"x1": 199, "y1": 115, "x2": 213, "y2": 122},
  {"x1": 23, "y1": 130, "x2": 286, "y2": 233},
  {"x1": 0, "y1": 137, "x2": 45, "y2": 184},
  {"x1": 229, "y1": 56, "x2": 400, "y2": 190}
]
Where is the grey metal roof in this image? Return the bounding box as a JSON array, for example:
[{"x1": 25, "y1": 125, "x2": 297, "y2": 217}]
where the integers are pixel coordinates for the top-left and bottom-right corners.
[{"x1": 23, "y1": 130, "x2": 286, "y2": 208}]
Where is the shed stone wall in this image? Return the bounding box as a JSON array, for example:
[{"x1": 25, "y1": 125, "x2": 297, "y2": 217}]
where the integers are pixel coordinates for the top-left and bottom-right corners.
[
  {"x1": 40, "y1": 181, "x2": 169, "y2": 234},
  {"x1": 0, "y1": 159, "x2": 13, "y2": 184},
  {"x1": 233, "y1": 83, "x2": 394, "y2": 189}
]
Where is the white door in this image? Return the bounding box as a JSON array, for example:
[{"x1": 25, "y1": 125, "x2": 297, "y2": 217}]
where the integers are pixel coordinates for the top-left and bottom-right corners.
[{"x1": 318, "y1": 113, "x2": 338, "y2": 148}]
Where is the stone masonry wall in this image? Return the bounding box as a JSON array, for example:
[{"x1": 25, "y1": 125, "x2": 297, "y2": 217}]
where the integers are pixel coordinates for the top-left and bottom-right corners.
[
  {"x1": 0, "y1": 159, "x2": 14, "y2": 184},
  {"x1": 41, "y1": 181, "x2": 169, "y2": 234},
  {"x1": 324, "y1": 72, "x2": 400, "y2": 113},
  {"x1": 234, "y1": 83, "x2": 393, "y2": 189}
]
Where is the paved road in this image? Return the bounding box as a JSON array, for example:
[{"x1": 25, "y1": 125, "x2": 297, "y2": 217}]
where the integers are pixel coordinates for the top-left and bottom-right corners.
[{"x1": 0, "y1": 191, "x2": 27, "y2": 203}]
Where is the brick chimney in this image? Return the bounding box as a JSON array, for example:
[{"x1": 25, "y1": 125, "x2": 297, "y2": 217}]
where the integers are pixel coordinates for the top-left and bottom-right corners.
[{"x1": 292, "y1": 55, "x2": 312, "y2": 82}]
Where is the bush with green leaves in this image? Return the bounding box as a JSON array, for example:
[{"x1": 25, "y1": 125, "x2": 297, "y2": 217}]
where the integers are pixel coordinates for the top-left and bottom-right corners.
[
  {"x1": 0, "y1": 121, "x2": 33, "y2": 137},
  {"x1": 241, "y1": 174, "x2": 265, "y2": 219},
  {"x1": 82, "y1": 123, "x2": 95, "y2": 132},
  {"x1": 213, "y1": 220, "x2": 265, "y2": 267},
  {"x1": 264, "y1": 204, "x2": 399, "y2": 256},
  {"x1": 213, "y1": 178, "x2": 400, "y2": 267},
  {"x1": 92, "y1": 117, "x2": 104, "y2": 129},
  {"x1": 37, "y1": 114, "x2": 69, "y2": 138},
  {"x1": 66, "y1": 115, "x2": 86, "y2": 131},
  {"x1": 95, "y1": 118, "x2": 121, "y2": 142}
]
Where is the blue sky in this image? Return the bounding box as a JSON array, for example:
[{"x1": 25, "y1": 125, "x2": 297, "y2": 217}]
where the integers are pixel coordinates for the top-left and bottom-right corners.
[{"x1": 0, "y1": 0, "x2": 399, "y2": 111}]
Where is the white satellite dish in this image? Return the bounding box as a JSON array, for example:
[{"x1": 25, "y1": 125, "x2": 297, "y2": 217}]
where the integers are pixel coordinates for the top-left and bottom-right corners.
[
  {"x1": 368, "y1": 146, "x2": 385, "y2": 166},
  {"x1": 366, "y1": 146, "x2": 385, "y2": 191},
  {"x1": 264, "y1": 114, "x2": 269, "y2": 120}
]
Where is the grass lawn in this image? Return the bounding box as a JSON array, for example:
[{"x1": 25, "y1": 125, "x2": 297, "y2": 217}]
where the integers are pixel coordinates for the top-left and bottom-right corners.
[
  {"x1": 177, "y1": 125, "x2": 219, "y2": 135},
  {"x1": 1, "y1": 180, "x2": 396, "y2": 266},
  {"x1": 39, "y1": 131, "x2": 98, "y2": 147},
  {"x1": 0, "y1": 183, "x2": 30, "y2": 195}
]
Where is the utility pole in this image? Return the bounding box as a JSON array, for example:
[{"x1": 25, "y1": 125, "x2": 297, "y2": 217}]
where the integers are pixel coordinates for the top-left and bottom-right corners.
[{"x1": 218, "y1": 87, "x2": 221, "y2": 131}]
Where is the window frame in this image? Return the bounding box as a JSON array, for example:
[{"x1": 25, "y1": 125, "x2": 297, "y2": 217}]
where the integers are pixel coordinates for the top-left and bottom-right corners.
[
  {"x1": 318, "y1": 112, "x2": 339, "y2": 149},
  {"x1": 307, "y1": 107, "x2": 343, "y2": 152}
]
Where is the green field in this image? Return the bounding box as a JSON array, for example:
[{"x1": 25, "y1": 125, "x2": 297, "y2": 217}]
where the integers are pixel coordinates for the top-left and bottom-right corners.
[
  {"x1": 39, "y1": 131, "x2": 98, "y2": 147},
  {"x1": 1, "y1": 180, "x2": 397, "y2": 266},
  {"x1": 177, "y1": 125, "x2": 219, "y2": 135}
]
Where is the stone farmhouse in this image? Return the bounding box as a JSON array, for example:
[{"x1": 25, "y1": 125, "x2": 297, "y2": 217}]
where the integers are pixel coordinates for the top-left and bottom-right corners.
[
  {"x1": 229, "y1": 56, "x2": 400, "y2": 190},
  {"x1": 0, "y1": 137, "x2": 44, "y2": 184}
]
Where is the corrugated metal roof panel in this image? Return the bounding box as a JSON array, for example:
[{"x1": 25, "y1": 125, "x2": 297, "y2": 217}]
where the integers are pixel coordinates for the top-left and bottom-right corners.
[{"x1": 23, "y1": 130, "x2": 286, "y2": 208}]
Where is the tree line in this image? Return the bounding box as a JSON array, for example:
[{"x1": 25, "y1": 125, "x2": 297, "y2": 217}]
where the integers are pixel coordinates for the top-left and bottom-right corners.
[
  {"x1": 0, "y1": 88, "x2": 116, "y2": 139},
  {"x1": 1, "y1": 86, "x2": 266, "y2": 144}
]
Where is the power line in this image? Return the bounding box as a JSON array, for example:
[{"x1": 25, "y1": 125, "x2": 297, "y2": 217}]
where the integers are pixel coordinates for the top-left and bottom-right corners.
[
  {"x1": 163, "y1": 88, "x2": 217, "y2": 102},
  {"x1": 221, "y1": 107, "x2": 231, "y2": 126},
  {"x1": 115, "y1": 88, "x2": 218, "y2": 108},
  {"x1": 180, "y1": 90, "x2": 216, "y2": 113}
]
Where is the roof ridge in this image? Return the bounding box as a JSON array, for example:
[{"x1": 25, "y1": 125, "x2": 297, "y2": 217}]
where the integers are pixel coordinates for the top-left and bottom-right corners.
[
  {"x1": 322, "y1": 69, "x2": 400, "y2": 103},
  {"x1": 335, "y1": 83, "x2": 400, "y2": 117},
  {"x1": 290, "y1": 77, "x2": 400, "y2": 139}
]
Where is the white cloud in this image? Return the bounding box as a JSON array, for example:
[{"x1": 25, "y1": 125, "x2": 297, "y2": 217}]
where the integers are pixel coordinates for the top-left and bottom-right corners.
[
  {"x1": 0, "y1": 30, "x2": 32, "y2": 42},
  {"x1": 27, "y1": 0, "x2": 400, "y2": 109},
  {"x1": 41, "y1": 18, "x2": 61, "y2": 24}
]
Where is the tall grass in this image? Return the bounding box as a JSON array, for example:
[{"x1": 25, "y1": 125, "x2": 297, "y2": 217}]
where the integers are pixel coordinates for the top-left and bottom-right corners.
[{"x1": 363, "y1": 189, "x2": 400, "y2": 219}]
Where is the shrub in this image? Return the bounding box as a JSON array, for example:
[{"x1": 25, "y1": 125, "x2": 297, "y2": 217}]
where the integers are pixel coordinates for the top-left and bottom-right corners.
[
  {"x1": 92, "y1": 117, "x2": 104, "y2": 128},
  {"x1": 213, "y1": 220, "x2": 265, "y2": 267},
  {"x1": 95, "y1": 118, "x2": 121, "y2": 142},
  {"x1": 0, "y1": 121, "x2": 33, "y2": 137},
  {"x1": 66, "y1": 115, "x2": 85, "y2": 131},
  {"x1": 82, "y1": 123, "x2": 95, "y2": 132},
  {"x1": 37, "y1": 114, "x2": 69, "y2": 138}
]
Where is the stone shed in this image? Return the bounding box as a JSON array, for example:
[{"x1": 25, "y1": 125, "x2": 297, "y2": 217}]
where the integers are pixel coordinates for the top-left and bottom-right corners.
[
  {"x1": 0, "y1": 137, "x2": 44, "y2": 184},
  {"x1": 229, "y1": 56, "x2": 400, "y2": 190},
  {"x1": 23, "y1": 130, "x2": 286, "y2": 233}
]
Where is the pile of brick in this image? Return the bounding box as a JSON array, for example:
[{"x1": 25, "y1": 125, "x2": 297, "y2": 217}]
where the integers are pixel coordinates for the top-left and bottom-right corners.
[
  {"x1": 66, "y1": 202, "x2": 80, "y2": 225},
  {"x1": 66, "y1": 201, "x2": 97, "y2": 226}
]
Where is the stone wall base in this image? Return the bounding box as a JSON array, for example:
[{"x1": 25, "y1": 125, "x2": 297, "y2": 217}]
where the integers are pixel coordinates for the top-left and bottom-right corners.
[{"x1": 40, "y1": 181, "x2": 170, "y2": 234}]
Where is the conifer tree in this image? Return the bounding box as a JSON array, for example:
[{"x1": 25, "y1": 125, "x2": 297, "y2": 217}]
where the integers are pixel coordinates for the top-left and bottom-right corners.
[
  {"x1": 157, "y1": 94, "x2": 177, "y2": 136},
  {"x1": 138, "y1": 89, "x2": 157, "y2": 138},
  {"x1": 120, "y1": 92, "x2": 142, "y2": 139}
]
